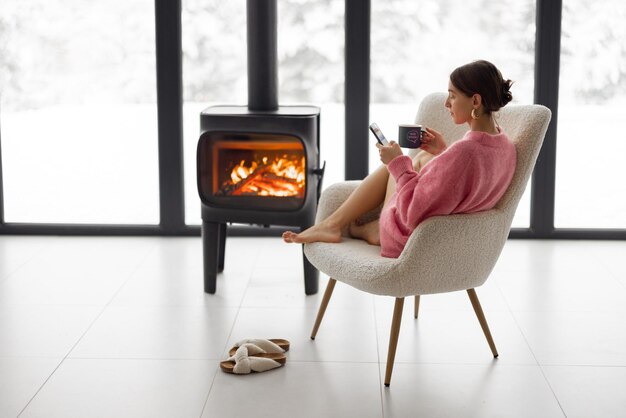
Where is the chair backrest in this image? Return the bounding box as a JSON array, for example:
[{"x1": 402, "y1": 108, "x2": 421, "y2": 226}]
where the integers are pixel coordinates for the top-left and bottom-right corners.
[
  {"x1": 394, "y1": 93, "x2": 551, "y2": 295},
  {"x1": 412, "y1": 92, "x2": 551, "y2": 229}
]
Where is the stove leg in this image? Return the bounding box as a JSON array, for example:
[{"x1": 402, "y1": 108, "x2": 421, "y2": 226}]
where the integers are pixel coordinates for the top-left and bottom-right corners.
[
  {"x1": 302, "y1": 247, "x2": 319, "y2": 295},
  {"x1": 218, "y1": 223, "x2": 227, "y2": 273},
  {"x1": 202, "y1": 221, "x2": 219, "y2": 294}
]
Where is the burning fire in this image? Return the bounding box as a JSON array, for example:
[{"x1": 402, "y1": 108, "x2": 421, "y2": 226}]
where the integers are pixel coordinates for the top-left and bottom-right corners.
[{"x1": 224, "y1": 155, "x2": 305, "y2": 197}]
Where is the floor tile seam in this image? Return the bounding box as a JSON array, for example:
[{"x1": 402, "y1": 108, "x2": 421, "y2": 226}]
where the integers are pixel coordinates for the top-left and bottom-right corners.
[
  {"x1": 0, "y1": 302, "x2": 111, "y2": 308},
  {"x1": 492, "y1": 269, "x2": 614, "y2": 280},
  {"x1": 9, "y1": 357, "x2": 576, "y2": 367},
  {"x1": 49, "y1": 306, "x2": 110, "y2": 360},
  {"x1": 260, "y1": 359, "x2": 383, "y2": 365},
  {"x1": 199, "y1": 258, "x2": 255, "y2": 418},
  {"x1": 493, "y1": 277, "x2": 534, "y2": 317},
  {"x1": 371, "y1": 294, "x2": 385, "y2": 418},
  {"x1": 490, "y1": 285, "x2": 540, "y2": 367},
  {"x1": 0, "y1": 262, "x2": 28, "y2": 286},
  {"x1": 102, "y1": 302, "x2": 240, "y2": 309},
  {"x1": 50, "y1": 241, "x2": 170, "y2": 353},
  {"x1": 595, "y1": 256, "x2": 626, "y2": 291},
  {"x1": 483, "y1": 282, "x2": 572, "y2": 316},
  {"x1": 5, "y1": 242, "x2": 160, "y2": 310},
  {"x1": 536, "y1": 363, "x2": 569, "y2": 417},
  {"x1": 387, "y1": 360, "x2": 554, "y2": 367},
  {"x1": 538, "y1": 363, "x2": 626, "y2": 368},
  {"x1": 89, "y1": 304, "x2": 243, "y2": 313},
  {"x1": 88, "y1": 304, "x2": 245, "y2": 314},
  {"x1": 0, "y1": 239, "x2": 55, "y2": 288},
  {"x1": 16, "y1": 356, "x2": 66, "y2": 417},
  {"x1": 11, "y1": 266, "x2": 130, "y2": 383},
  {"x1": 232, "y1": 245, "x2": 262, "y2": 307},
  {"x1": 198, "y1": 309, "x2": 241, "y2": 416},
  {"x1": 59, "y1": 356, "x2": 225, "y2": 362},
  {"x1": 373, "y1": 308, "x2": 513, "y2": 317},
  {"x1": 100, "y1": 240, "x2": 161, "y2": 308},
  {"x1": 536, "y1": 360, "x2": 626, "y2": 367},
  {"x1": 237, "y1": 305, "x2": 376, "y2": 312},
  {"x1": 495, "y1": 275, "x2": 626, "y2": 314},
  {"x1": 199, "y1": 365, "x2": 222, "y2": 418},
  {"x1": 502, "y1": 292, "x2": 568, "y2": 417},
  {"x1": 105, "y1": 303, "x2": 245, "y2": 309},
  {"x1": 494, "y1": 268, "x2": 626, "y2": 292},
  {"x1": 508, "y1": 308, "x2": 626, "y2": 313},
  {"x1": 44, "y1": 247, "x2": 163, "y2": 361},
  {"x1": 0, "y1": 354, "x2": 70, "y2": 359}
]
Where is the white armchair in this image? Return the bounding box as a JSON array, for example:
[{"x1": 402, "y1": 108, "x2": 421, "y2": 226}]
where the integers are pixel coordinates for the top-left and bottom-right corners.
[{"x1": 304, "y1": 92, "x2": 551, "y2": 386}]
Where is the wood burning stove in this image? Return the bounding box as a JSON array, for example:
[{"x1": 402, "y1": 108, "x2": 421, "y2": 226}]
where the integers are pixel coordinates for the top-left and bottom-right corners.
[
  {"x1": 197, "y1": 0, "x2": 324, "y2": 295},
  {"x1": 197, "y1": 106, "x2": 323, "y2": 295}
]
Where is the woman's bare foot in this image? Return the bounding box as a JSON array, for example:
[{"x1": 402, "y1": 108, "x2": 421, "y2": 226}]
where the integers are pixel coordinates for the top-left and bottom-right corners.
[
  {"x1": 348, "y1": 220, "x2": 380, "y2": 246},
  {"x1": 282, "y1": 221, "x2": 342, "y2": 244}
]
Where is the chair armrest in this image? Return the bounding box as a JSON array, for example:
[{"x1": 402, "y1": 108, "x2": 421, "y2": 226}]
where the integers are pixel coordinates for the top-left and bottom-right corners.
[
  {"x1": 315, "y1": 181, "x2": 361, "y2": 223},
  {"x1": 315, "y1": 181, "x2": 383, "y2": 227}
]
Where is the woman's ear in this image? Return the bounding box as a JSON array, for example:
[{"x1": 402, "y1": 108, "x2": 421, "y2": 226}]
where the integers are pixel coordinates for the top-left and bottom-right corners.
[{"x1": 472, "y1": 94, "x2": 482, "y2": 108}]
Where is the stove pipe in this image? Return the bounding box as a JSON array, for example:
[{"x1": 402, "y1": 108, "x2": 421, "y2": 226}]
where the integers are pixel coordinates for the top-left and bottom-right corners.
[{"x1": 247, "y1": 0, "x2": 278, "y2": 111}]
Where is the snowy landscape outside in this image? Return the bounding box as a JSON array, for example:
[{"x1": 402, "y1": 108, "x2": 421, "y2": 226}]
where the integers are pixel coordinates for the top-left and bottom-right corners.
[{"x1": 0, "y1": 0, "x2": 624, "y2": 228}]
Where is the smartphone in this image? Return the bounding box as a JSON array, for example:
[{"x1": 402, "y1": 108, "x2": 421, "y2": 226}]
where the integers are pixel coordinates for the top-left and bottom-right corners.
[{"x1": 369, "y1": 123, "x2": 389, "y2": 146}]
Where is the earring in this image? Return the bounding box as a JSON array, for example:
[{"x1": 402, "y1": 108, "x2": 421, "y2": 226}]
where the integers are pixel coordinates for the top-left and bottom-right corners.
[{"x1": 471, "y1": 108, "x2": 480, "y2": 120}]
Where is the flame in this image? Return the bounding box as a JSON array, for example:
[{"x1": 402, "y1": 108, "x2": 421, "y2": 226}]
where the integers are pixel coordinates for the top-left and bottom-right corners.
[
  {"x1": 224, "y1": 155, "x2": 305, "y2": 197},
  {"x1": 230, "y1": 160, "x2": 258, "y2": 184}
]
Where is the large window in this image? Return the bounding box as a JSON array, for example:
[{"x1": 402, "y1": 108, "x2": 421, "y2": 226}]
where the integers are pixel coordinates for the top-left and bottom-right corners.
[
  {"x1": 370, "y1": 0, "x2": 536, "y2": 228},
  {"x1": 182, "y1": 0, "x2": 344, "y2": 225},
  {"x1": 1, "y1": 1, "x2": 623, "y2": 239},
  {"x1": 0, "y1": 1, "x2": 159, "y2": 224},
  {"x1": 278, "y1": 0, "x2": 345, "y2": 195},
  {"x1": 554, "y1": 0, "x2": 626, "y2": 228},
  {"x1": 181, "y1": 0, "x2": 248, "y2": 225}
]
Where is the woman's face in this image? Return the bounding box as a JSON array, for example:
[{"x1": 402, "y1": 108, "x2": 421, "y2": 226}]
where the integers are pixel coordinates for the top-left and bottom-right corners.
[{"x1": 445, "y1": 80, "x2": 474, "y2": 125}]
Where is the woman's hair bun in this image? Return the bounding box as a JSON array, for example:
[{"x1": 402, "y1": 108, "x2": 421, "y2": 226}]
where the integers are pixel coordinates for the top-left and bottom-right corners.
[
  {"x1": 450, "y1": 60, "x2": 514, "y2": 112},
  {"x1": 501, "y1": 79, "x2": 514, "y2": 106}
]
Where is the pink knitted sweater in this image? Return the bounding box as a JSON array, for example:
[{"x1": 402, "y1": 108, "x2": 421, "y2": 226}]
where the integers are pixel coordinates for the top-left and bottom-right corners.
[{"x1": 379, "y1": 130, "x2": 516, "y2": 258}]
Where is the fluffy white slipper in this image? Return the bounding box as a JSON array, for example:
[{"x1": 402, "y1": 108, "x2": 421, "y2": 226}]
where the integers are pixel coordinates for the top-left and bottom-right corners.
[
  {"x1": 228, "y1": 338, "x2": 290, "y2": 356},
  {"x1": 220, "y1": 343, "x2": 286, "y2": 374}
]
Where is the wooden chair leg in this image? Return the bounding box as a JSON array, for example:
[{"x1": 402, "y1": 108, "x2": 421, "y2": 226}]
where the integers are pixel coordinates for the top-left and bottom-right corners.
[
  {"x1": 414, "y1": 295, "x2": 420, "y2": 319},
  {"x1": 310, "y1": 278, "x2": 337, "y2": 340},
  {"x1": 467, "y1": 288, "x2": 499, "y2": 358},
  {"x1": 384, "y1": 297, "x2": 405, "y2": 387}
]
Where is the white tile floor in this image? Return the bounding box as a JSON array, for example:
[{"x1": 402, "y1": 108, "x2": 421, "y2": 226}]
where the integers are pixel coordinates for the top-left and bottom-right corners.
[{"x1": 1, "y1": 235, "x2": 625, "y2": 418}]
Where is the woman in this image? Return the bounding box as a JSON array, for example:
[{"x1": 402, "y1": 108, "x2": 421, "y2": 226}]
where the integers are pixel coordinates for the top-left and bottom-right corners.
[{"x1": 283, "y1": 60, "x2": 516, "y2": 258}]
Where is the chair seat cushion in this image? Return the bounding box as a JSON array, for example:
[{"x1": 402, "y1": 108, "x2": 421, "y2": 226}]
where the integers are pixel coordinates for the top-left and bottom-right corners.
[
  {"x1": 305, "y1": 211, "x2": 508, "y2": 298},
  {"x1": 304, "y1": 239, "x2": 404, "y2": 296}
]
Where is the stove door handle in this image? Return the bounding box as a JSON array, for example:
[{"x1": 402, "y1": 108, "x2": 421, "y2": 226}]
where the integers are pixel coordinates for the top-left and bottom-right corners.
[{"x1": 312, "y1": 161, "x2": 326, "y2": 204}]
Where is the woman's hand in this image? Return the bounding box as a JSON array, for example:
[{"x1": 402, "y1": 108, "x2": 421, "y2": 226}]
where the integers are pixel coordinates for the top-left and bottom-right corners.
[
  {"x1": 420, "y1": 127, "x2": 447, "y2": 155},
  {"x1": 376, "y1": 141, "x2": 403, "y2": 165}
]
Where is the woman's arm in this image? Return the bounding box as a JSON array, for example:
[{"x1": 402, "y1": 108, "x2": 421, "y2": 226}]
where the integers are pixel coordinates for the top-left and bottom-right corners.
[
  {"x1": 420, "y1": 127, "x2": 447, "y2": 156},
  {"x1": 386, "y1": 144, "x2": 472, "y2": 229},
  {"x1": 376, "y1": 140, "x2": 403, "y2": 165}
]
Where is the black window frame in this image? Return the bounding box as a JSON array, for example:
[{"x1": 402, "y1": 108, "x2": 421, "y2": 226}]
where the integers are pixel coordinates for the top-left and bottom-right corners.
[{"x1": 1, "y1": 0, "x2": 624, "y2": 240}]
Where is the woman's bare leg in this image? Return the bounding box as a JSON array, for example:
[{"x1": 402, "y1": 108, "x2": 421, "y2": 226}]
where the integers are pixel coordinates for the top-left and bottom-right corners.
[
  {"x1": 348, "y1": 162, "x2": 399, "y2": 246},
  {"x1": 282, "y1": 164, "x2": 390, "y2": 243},
  {"x1": 283, "y1": 150, "x2": 436, "y2": 244},
  {"x1": 348, "y1": 219, "x2": 381, "y2": 245},
  {"x1": 346, "y1": 150, "x2": 436, "y2": 246}
]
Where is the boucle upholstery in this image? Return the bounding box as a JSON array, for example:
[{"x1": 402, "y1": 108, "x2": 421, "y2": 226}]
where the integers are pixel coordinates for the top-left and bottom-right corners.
[{"x1": 304, "y1": 92, "x2": 551, "y2": 297}]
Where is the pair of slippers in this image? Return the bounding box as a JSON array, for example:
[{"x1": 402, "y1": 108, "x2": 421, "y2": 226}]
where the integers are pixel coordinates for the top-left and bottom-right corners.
[{"x1": 220, "y1": 338, "x2": 290, "y2": 374}]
